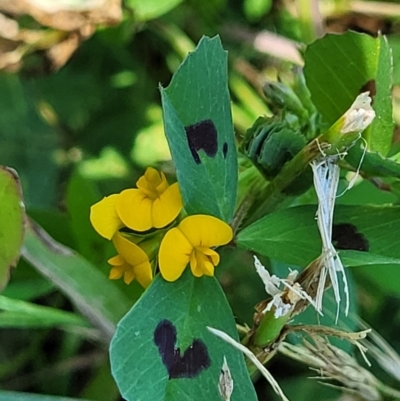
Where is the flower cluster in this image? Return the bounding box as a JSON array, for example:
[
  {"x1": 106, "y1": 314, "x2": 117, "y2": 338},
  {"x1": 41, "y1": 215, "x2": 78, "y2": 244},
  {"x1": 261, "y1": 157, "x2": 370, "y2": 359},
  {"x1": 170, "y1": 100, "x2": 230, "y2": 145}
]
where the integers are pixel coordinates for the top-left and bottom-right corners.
[{"x1": 90, "y1": 167, "x2": 233, "y2": 287}]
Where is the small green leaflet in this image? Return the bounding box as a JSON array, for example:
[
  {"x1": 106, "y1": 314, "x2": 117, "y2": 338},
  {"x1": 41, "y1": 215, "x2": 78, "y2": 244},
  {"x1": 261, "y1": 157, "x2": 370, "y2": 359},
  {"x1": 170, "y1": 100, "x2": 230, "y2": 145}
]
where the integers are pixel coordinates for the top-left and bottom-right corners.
[
  {"x1": 110, "y1": 270, "x2": 257, "y2": 401},
  {"x1": 346, "y1": 144, "x2": 400, "y2": 178},
  {"x1": 0, "y1": 166, "x2": 25, "y2": 292},
  {"x1": 161, "y1": 36, "x2": 237, "y2": 223},
  {"x1": 304, "y1": 31, "x2": 393, "y2": 156},
  {"x1": 22, "y1": 220, "x2": 131, "y2": 341},
  {"x1": 237, "y1": 204, "x2": 400, "y2": 267}
]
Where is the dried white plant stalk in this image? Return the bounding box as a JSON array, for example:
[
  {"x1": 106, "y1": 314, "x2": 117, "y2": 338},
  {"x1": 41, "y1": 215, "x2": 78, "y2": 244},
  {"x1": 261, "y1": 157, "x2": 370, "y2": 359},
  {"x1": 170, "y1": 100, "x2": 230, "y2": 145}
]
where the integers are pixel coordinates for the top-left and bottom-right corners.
[
  {"x1": 310, "y1": 157, "x2": 348, "y2": 319},
  {"x1": 218, "y1": 357, "x2": 233, "y2": 401},
  {"x1": 279, "y1": 335, "x2": 380, "y2": 401},
  {"x1": 253, "y1": 255, "x2": 318, "y2": 318},
  {"x1": 362, "y1": 326, "x2": 400, "y2": 381},
  {"x1": 310, "y1": 92, "x2": 375, "y2": 319},
  {"x1": 340, "y1": 92, "x2": 375, "y2": 134},
  {"x1": 207, "y1": 327, "x2": 289, "y2": 401}
]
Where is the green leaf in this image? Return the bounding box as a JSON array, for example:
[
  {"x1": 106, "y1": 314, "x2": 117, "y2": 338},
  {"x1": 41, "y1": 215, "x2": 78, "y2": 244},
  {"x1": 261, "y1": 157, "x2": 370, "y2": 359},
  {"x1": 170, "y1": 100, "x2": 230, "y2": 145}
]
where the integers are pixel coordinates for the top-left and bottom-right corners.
[
  {"x1": 340, "y1": 250, "x2": 400, "y2": 266},
  {"x1": 0, "y1": 390, "x2": 94, "y2": 401},
  {"x1": 0, "y1": 295, "x2": 91, "y2": 331},
  {"x1": 237, "y1": 206, "x2": 321, "y2": 267},
  {"x1": 126, "y1": 0, "x2": 183, "y2": 21},
  {"x1": 0, "y1": 166, "x2": 25, "y2": 292},
  {"x1": 110, "y1": 270, "x2": 257, "y2": 401},
  {"x1": 21, "y1": 219, "x2": 131, "y2": 341},
  {"x1": 161, "y1": 36, "x2": 238, "y2": 222},
  {"x1": 237, "y1": 204, "x2": 400, "y2": 267},
  {"x1": 346, "y1": 144, "x2": 400, "y2": 178},
  {"x1": 304, "y1": 32, "x2": 393, "y2": 155},
  {"x1": 357, "y1": 263, "x2": 400, "y2": 296},
  {"x1": 2, "y1": 276, "x2": 53, "y2": 301},
  {"x1": 334, "y1": 205, "x2": 400, "y2": 258}
]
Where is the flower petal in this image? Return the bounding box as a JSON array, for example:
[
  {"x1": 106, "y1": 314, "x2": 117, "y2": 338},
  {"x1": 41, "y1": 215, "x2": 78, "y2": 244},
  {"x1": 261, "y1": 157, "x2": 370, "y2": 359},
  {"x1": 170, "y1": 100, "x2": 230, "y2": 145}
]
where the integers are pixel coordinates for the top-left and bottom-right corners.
[
  {"x1": 136, "y1": 167, "x2": 160, "y2": 198},
  {"x1": 200, "y1": 259, "x2": 214, "y2": 277},
  {"x1": 124, "y1": 269, "x2": 136, "y2": 285},
  {"x1": 133, "y1": 261, "x2": 153, "y2": 288},
  {"x1": 155, "y1": 171, "x2": 169, "y2": 194},
  {"x1": 112, "y1": 233, "x2": 149, "y2": 267},
  {"x1": 108, "y1": 254, "x2": 125, "y2": 266},
  {"x1": 200, "y1": 247, "x2": 220, "y2": 266},
  {"x1": 109, "y1": 265, "x2": 126, "y2": 280},
  {"x1": 179, "y1": 215, "x2": 233, "y2": 247},
  {"x1": 152, "y1": 183, "x2": 182, "y2": 228},
  {"x1": 191, "y1": 261, "x2": 203, "y2": 277},
  {"x1": 159, "y1": 227, "x2": 192, "y2": 282},
  {"x1": 90, "y1": 194, "x2": 123, "y2": 240},
  {"x1": 116, "y1": 189, "x2": 153, "y2": 232},
  {"x1": 192, "y1": 250, "x2": 215, "y2": 277},
  {"x1": 190, "y1": 251, "x2": 197, "y2": 273}
]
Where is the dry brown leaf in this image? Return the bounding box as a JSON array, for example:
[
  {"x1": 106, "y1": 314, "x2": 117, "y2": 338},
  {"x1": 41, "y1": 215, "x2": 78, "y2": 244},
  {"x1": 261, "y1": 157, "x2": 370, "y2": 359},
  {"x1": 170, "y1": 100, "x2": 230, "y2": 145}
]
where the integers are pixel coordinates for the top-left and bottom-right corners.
[{"x1": 0, "y1": 0, "x2": 122, "y2": 71}]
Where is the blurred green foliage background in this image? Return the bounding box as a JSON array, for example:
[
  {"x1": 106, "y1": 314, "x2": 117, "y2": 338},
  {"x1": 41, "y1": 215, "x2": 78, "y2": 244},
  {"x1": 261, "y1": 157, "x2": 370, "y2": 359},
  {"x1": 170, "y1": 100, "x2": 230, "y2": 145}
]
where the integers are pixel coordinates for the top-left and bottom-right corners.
[{"x1": 1, "y1": 0, "x2": 400, "y2": 400}]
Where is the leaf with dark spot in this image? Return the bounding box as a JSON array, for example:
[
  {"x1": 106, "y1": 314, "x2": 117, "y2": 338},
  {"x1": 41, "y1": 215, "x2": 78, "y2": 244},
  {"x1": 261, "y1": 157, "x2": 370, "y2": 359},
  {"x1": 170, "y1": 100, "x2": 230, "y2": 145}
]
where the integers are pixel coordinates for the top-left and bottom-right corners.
[
  {"x1": 154, "y1": 319, "x2": 211, "y2": 379},
  {"x1": 222, "y1": 142, "x2": 228, "y2": 159},
  {"x1": 332, "y1": 223, "x2": 369, "y2": 252},
  {"x1": 185, "y1": 119, "x2": 218, "y2": 165},
  {"x1": 110, "y1": 270, "x2": 258, "y2": 401},
  {"x1": 160, "y1": 36, "x2": 238, "y2": 222}
]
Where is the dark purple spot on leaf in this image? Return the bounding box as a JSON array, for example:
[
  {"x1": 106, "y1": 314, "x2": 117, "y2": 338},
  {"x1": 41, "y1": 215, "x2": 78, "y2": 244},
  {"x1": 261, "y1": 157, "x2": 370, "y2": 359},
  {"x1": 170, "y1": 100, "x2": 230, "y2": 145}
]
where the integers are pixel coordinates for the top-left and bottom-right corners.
[
  {"x1": 332, "y1": 223, "x2": 369, "y2": 252},
  {"x1": 360, "y1": 80, "x2": 376, "y2": 103},
  {"x1": 222, "y1": 142, "x2": 228, "y2": 159},
  {"x1": 185, "y1": 119, "x2": 218, "y2": 164},
  {"x1": 154, "y1": 319, "x2": 211, "y2": 379}
]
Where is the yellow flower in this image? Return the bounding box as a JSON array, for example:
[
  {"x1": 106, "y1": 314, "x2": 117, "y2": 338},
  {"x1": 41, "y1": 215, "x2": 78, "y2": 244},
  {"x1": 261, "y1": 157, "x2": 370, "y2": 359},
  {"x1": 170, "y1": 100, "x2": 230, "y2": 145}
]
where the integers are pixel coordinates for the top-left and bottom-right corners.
[
  {"x1": 108, "y1": 233, "x2": 153, "y2": 288},
  {"x1": 158, "y1": 215, "x2": 233, "y2": 282},
  {"x1": 90, "y1": 194, "x2": 124, "y2": 240},
  {"x1": 90, "y1": 167, "x2": 182, "y2": 238},
  {"x1": 116, "y1": 167, "x2": 182, "y2": 232}
]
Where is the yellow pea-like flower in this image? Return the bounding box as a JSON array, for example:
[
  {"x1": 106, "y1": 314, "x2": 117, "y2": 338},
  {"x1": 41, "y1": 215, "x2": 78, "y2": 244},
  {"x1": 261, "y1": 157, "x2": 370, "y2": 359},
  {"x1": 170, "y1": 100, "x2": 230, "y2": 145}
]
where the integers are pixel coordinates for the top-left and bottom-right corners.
[
  {"x1": 158, "y1": 215, "x2": 233, "y2": 282},
  {"x1": 108, "y1": 233, "x2": 153, "y2": 288},
  {"x1": 90, "y1": 167, "x2": 183, "y2": 237}
]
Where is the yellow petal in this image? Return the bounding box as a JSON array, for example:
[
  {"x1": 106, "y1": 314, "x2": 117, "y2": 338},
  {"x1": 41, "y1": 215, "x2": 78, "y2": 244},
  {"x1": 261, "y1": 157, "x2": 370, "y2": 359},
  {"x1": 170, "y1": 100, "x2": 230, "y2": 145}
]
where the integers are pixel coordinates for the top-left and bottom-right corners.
[
  {"x1": 136, "y1": 167, "x2": 160, "y2": 198},
  {"x1": 136, "y1": 167, "x2": 168, "y2": 198},
  {"x1": 190, "y1": 250, "x2": 204, "y2": 277},
  {"x1": 90, "y1": 194, "x2": 123, "y2": 240},
  {"x1": 108, "y1": 254, "x2": 125, "y2": 266},
  {"x1": 158, "y1": 227, "x2": 192, "y2": 282},
  {"x1": 116, "y1": 189, "x2": 153, "y2": 232},
  {"x1": 152, "y1": 183, "x2": 182, "y2": 228},
  {"x1": 124, "y1": 269, "x2": 136, "y2": 285},
  {"x1": 133, "y1": 261, "x2": 153, "y2": 288},
  {"x1": 190, "y1": 251, "x2": 197, "y2": 272},
  {"x1": 200, "y1": 259, "x2": 214, "y2": 277},
  {"x1": 179, "y1": 215, "x2": 233, "y2": 247},
  {"x1": 109, "y1": 265, "x2": 126, "y2": 280},
  {"x1": 155, "y1": 171, "x2": 169, "y2": 194},
  {"x1": 112, "y1": 233, "x2": 149, "y2": 267},
  {"x1": 190, "y1": 250, "x2": 215, "y2": 277},
  {"x1": 199, "y1": 247, "x2": 220, "y2": 266}
]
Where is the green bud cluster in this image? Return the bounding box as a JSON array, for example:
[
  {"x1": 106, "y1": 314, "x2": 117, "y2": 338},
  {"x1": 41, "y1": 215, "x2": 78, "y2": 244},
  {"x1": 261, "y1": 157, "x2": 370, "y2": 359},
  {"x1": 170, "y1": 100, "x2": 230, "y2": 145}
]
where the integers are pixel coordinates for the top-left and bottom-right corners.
[{"x1": 240, "y1": 71, "x2": 320, "y2": 184}]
